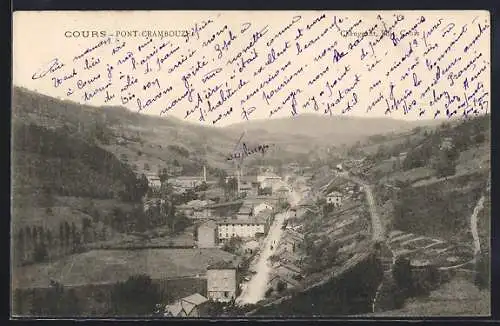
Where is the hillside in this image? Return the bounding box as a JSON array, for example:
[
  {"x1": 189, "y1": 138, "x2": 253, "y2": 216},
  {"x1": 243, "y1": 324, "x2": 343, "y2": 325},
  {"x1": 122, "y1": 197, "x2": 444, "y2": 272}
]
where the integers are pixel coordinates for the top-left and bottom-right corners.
[
  {"x1": 226, "y1": 114, "x2": 444, "y2": 148},
  {"x1": 11, "y1": 114, "x2": 151, "y2": 264},
  {"x1": 341, "y1": 114, "x2": 491, "y2": 316},
  {"x1": 359, "y1": 115, "x2": 491, "y2": 242},
  {"x1": 12, "y1": 87, "x2": 237, "y2": 176}
]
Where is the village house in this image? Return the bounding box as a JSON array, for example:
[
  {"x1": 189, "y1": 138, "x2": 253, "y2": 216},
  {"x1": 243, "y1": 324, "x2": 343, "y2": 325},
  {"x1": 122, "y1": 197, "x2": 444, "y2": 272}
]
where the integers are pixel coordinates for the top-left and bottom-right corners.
[
  {"x1": 236, "y1": 204, "x2": 254, "y2": 219},
  {"x1": 239, "y1": 175, "x2": 259, "y2": 197},
  {"x1": 197, "y1": 220, "x2": 218, "y2": 248},
  {"x1": 169, "y1": 176, "x2": 205, "y2": 190},
  {"x1": 145, "y1": 172, "x2": 162, "y2": 190},
  {"x1": 253, "y1": 202, "x2": 274, "y2": 215},
  {"x1": 177, "y1": 200, "x2": 214, "y2": 219},
  {"x1": 274, "y1": 249, "x2": 303, "y2": 266},
  {"x1": 167, "y1": 165, "x2": 184, "y2": 176},
  {"x1": 206, "y1": 261, "x2": 239, "y2": 302},
  {"x1": 255, "y1": 208, "x2": 274, "y2": 229},
  {"x1": 238, "y1": 180, "x2": 253, "y2": 196},
  {"x1": 273, "y1": 262, "x2": 302, "y2": 278},
  {"x1": 217, "y1": 216, "x2": 268, "y2": 241},
  {"x1": 163, "y1": 293, "x2": 209, "y2": 317},
  {"x1": 440, "y1": 137, "x2": 454, "y2": 151},
  {"x1": 257, "y1": 172, "x2": 281, "y2": 183},
  {"x1": 277, "y1": 229, "x2": 304, "y2": 253},
  {"x1": 197, "y1": 187, "x2": 225, "y2": 202},
  {"x1": 326, "y1": 191, "x2": 343, "y2": 207},
  {"x1": 268, "y1": 274, "x2": 301, "y2": 292}
]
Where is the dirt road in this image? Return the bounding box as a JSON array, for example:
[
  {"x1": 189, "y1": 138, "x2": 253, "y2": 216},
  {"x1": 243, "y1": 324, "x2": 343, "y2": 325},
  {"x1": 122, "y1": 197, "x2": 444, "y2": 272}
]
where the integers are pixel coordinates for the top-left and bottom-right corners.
[
  {"x1": 236, "y1": 187, "x2": 302, "y2": 305},
  {"x1": 470, "y1": 195, "x2": 485, "y2": 256},
  {"x1": 346, "y1": 174, "x2": 384, "y2": 241}
]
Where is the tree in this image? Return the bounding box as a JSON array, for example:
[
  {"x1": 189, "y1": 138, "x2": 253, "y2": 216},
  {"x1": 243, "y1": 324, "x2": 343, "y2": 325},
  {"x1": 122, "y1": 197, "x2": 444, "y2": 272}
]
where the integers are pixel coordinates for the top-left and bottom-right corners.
[
  {"x1": 474, "y1": 133, "x2": 486, "y2": 144},
  {"x1": 15, "y1": 229, "x2": 25, "y2": 264},
  {"x1": 64, "y1": 221, "x2": 71, "y2": 248},
  {"x1": 475, "y1": 253, "x2": 490, "y2": 290},
  {"x1": 32, "y1": 226, "x2": 38, "y2": 246},
  {"x1": 110, "y1": 274, "x2": 160, "y2": 316},
  {"x1": 159, "y1": 168, "x2": 169, "y2": 183},
  {"x1": 13, "y1": 288, "x2": 25, "y2": 315},
  {"x1": 62, "y1": 289, "x2": 80, "y2": 316},
  {"x1": 393, "y1": 257, "x2": 413, "y2": 296},
  {"x1": 223, "y1": 236, "x2": 243, "y2": 254},
  {"x1": 38, "y1": 226, "x2": 45, "y2": 244},
  {"x1": 33, "y1": 236, "x2": 48, "y2": 262},
  {"x1": 59, "y1": 223, "x2": 65, "y2": 250},
  {"x1": 82, "y1": 217, "x2": 92, "y2": 243},
  {"x1": 46, "y1": 229, "x2": 53, "y2": 249},
  {"x1": 45, "y1": 281, "x2": 65, "y2": 316},
  {"x1": 71, "y1": 222, "x2": 82, "y2": 252},
  {"x1": 276, "y1": 280, "x2": 286, "y2": 293},
  {"x1": 433, "y1": 145, "x2": 459, "y2": 178}
]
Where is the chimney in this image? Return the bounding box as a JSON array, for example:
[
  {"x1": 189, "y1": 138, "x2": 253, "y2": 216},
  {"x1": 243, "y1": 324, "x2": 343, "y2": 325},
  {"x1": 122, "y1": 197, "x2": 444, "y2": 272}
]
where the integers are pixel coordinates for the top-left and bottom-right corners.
[{"x1": 203, "y1": 165, "x2": 207, "y2": 182}]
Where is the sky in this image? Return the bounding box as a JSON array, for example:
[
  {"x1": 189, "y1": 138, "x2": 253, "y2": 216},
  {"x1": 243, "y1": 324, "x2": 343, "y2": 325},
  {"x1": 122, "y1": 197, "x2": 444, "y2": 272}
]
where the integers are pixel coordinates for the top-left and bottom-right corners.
[{"x1": 13, "y1": 10, "x2": 490, "y2": 127}]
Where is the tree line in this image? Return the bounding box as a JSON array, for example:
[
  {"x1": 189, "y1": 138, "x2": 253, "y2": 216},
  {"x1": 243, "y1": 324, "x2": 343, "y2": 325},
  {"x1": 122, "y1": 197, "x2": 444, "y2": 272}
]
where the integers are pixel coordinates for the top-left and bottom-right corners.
[
  {"x1": 13, "y1": 122, "x2": 149, "y2": 203},
  {"x1": 13, "y1": 274, "x2": 161, "y2": 317},
  {"x1": 13, "y1": 216, "x2": 110, "y2": 266}
]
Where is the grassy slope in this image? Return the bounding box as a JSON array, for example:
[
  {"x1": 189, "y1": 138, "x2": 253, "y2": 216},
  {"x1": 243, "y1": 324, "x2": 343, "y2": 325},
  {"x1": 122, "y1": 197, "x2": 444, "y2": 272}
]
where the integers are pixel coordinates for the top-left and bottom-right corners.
[
  {"x1": 366, "y1": 277, "x2": 490, "y2": 317},
  {"x1": 358, "y1": 115, "x2": 490, "y2": 241}
]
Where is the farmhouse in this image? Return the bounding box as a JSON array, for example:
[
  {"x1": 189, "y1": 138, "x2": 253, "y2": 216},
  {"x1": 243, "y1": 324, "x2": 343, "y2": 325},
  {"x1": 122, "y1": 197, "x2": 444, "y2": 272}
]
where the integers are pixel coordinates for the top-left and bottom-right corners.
[
  {"x1": 170, "y1": 176, "x2": 204, "y2": 189},
  {"x1": 177, "y1": 200, "x2": 214, "y2": 219},
  {"x1": 145, "y1": 173, "x2": 162, "y2": 190},
  {"x1": 257, "y1": 172, "x2": 282, "y2": 184},
  {"x1": 217, "y1": 216, "x2": 267, "y2": 241},
  {"x1": 206, "y1": 261, "x2": 239, "y2": 302},
  {"x1": 268, "y1": 274, "x2": 300, "y2": 292},
  {"x1": 163, "y1": 293, "x2": 209, "y2": 317},
  {"x1": 326, "y1": 191, "x2": 342, "y2": 207},
  {"x1": 253, "y1": 202, "x2": 274, "y2": 215},
  {"x1": 197, "y1": 220, "x2": 218, "y2": 248}
]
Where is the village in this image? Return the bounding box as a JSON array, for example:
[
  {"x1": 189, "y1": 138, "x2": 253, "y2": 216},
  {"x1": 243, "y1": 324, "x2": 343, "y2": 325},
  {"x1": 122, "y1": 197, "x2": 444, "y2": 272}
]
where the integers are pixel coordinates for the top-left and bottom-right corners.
[
  {"x1": 12, "y1": 145, "x2": 484, "y2": 317},
  {"x1": 135, "y1": 161, "x2": 372, "y2": 317}
]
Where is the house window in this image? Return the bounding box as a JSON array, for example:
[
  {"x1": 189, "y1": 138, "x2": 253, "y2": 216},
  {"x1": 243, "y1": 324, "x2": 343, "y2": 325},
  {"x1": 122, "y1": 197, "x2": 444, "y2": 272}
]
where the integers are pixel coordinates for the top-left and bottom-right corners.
[{"x1": 224, "y1": 291, "x2": 229, "y2": 298}]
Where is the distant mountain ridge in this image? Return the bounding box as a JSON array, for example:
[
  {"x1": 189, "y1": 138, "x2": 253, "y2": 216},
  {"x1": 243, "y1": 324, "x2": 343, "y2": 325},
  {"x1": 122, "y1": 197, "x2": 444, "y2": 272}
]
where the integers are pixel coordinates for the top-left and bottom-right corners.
[
  {"x1": 12, "y1": 87, "x2": 446, "y2": 175},
  {"x1": 225, "y1": 114, "x2": 445, "y2": 145}
]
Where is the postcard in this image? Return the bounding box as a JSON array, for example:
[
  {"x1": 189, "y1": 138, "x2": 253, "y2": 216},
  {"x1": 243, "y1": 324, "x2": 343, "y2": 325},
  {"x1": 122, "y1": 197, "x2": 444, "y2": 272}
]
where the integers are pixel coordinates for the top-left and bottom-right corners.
[{"x1": 11, "y1": 10, "x2": 490, "y2": 318}]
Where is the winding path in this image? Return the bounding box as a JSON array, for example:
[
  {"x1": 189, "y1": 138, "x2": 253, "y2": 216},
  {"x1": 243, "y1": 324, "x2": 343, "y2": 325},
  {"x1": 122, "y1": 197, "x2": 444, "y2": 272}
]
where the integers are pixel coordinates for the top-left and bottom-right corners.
[
  {"x1": 470, "y1": 195, "x2": 485, "y2": 256},
  {"x1": 344, "y1": 173, "x2": 395, "y2": 313}
]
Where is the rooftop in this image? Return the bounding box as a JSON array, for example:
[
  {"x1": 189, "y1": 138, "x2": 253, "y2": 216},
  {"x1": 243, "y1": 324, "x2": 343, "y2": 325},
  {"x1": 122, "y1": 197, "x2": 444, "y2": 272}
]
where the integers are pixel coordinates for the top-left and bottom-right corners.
[
  {"x1": 269, "y1": 274, "x2": 301, "y2": 287},
  {"x1": 217, "y1": 216, "x2": 267, "y2": 225},
  {"x1": 173, "y1": 176, "x2": 204, "y2": 181},
  {"x1": 255, "y1": 208, "x2": 273, "y2": 218},
  {"x1": 198, "y1": 220, "x2": 218, "y2": 229},
  {"x1": 259, "y1": 172, "x2": 281, "y2": 179},
  {"x1": 207, "y1": 260, "x2": 239, "y2": 270},
  {"x1": 164, "y1": 293, "x2": 208, "y2": 316}
]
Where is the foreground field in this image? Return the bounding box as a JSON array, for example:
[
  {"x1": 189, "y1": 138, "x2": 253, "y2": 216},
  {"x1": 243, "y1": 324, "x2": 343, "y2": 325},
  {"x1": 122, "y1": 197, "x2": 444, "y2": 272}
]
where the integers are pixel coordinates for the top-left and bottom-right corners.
[
  {"x1": 12, "y1": 248, "x2": 238, "y2": 289},
  {"x1": 366, "y1": 277, "x2": 490, "y2": 317}
]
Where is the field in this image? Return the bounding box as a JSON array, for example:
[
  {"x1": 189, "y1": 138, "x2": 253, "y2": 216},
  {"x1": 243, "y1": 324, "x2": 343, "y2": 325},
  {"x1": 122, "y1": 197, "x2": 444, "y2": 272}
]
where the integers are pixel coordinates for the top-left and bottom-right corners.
[
  {"x1": 11, "y1": 195, "x2": 136, "y2": 233},
  {"x1": 12, "y1": 248, "x2": 238, "y2": 289},
  {"x1": 383, "y1": 167, "x2": 435, "y2": 184}
]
